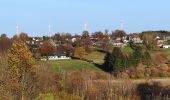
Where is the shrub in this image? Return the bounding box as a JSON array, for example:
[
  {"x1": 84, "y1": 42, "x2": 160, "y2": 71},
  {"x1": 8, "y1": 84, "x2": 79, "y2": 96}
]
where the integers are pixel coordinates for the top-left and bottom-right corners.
[
  {"x1": 159, "y1": 64, "x2": 169, "y2": 72},
  {"x1": 144, "y1": 67, "x2": 151, "y2": 78},
  {"x1": 137, "y1": 82, "x2": 170, "y2": 100},
  {"x1": 74, "y1": 47, "x2": 86, "y2": 59},
  {"x1": 136, "y1": 64, "x2": 145, "y2": 78},
  {"x1": 150, "y1": 67, "x2": 160, "y2": 77},
  {"x1": 153, "y1": 53, "x2": 168, "y2": 65}
]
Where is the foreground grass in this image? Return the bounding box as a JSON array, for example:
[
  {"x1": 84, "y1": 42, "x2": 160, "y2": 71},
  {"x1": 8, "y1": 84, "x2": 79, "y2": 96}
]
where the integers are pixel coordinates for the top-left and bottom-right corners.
[{"x1": 46, "y1": 59, "x2": 102, "y2": 72}]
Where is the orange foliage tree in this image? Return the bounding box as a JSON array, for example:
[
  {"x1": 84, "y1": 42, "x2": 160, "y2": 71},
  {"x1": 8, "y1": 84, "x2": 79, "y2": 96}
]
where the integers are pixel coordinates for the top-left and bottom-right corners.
[
  {"x1": 40, "y1": 40, "x2": 56, "y2": 59},
  {"x1": 7, "y1": 38, "x2": 35, "y2": 99}
]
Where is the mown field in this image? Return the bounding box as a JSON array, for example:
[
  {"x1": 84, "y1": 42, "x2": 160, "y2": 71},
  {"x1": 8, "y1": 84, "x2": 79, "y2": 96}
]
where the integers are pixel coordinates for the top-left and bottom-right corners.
[{"x1": 46, "y1": 59, "x2": 102, "y2": 72}]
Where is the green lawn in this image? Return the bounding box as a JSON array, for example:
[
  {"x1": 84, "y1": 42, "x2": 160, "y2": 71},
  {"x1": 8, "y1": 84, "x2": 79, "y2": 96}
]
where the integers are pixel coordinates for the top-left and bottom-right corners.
[
  {"x1": 121, "y1": 44, "x2": 133, "y2": 55},
  {"x1": 83, "y1": 51, "x2": 106, "y2": 64},
  {"x1": 46, "y1": 59, "x2": 102, "y2": 72}
]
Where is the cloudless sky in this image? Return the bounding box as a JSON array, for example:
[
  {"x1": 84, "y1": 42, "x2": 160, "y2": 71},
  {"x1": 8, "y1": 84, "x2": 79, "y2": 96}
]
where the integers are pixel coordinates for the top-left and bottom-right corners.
[{"x1": 0, "y1": 0, "x2": 170, "y2": 37}]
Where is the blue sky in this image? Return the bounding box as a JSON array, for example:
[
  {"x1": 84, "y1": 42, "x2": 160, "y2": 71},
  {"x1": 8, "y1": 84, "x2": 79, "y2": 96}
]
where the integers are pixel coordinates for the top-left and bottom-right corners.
[{"x1": 0, "y1": 0, "x2": 170, "y2": 37}]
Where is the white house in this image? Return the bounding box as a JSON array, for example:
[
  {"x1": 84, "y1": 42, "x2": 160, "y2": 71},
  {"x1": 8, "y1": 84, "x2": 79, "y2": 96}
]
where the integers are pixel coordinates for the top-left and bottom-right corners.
[
  {"x1": 72, "y1": 38, "x2": 77, "y2": 43},
  {"x1": 131, "y1": 37, "x2": 143, "y2": 43},
  {"x1": 156, "y1": 36, "x2": 160, "y2": 40},
  {"x1": 41, "y1": 54, "x2": 71, "y2": 61},
  {"x1": 113, "y1": 42, "x2": 126, "y2": 47},
  {"x1": 162, "y1": 45, "x2": 170, "y2": 48}
]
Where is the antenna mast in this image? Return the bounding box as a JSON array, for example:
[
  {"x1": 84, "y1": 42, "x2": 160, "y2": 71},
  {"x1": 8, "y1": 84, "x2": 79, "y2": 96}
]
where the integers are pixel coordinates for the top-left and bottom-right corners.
[
  {"x1": 84, "y1": 23, "x2": 87, "y2": 31},
  {"x1": 49, "y1": 24, "x2": 51, "y2": 37},
  {"x1": 16, "y1": 24, "x2": 19, "y2": 36},
  {"x1": 120, "y1": 20, "x2": 124, "y2": 30}
]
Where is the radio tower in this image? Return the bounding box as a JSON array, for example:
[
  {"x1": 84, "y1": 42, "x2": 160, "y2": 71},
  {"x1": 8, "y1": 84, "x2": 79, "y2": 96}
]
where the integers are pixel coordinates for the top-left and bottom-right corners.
[
  {"x1": 16, "y1": 24, "x2": 19, "y2": 36},
  {"x1": 120, "y1": 20, "x2": 124, "y2": 30},
  {"x1": 84, "y1": 23, "x2": 88, "y2": 31},
  {"x1": 48, "y1": 24, "x2": 51, "y2": 38}
]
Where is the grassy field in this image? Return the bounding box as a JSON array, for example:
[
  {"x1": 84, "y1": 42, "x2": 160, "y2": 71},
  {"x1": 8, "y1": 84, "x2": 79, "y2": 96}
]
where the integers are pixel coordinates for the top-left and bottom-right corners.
[
  {"x1": 83, "y1": 51, "x2": 106, "y2": 64},
  {"x1": 121, "y1": 44, "x2": 170, "y2": 61},
  {"x1": 45, "y1": 46, "x2": 170, "y2": 73},
  {"x1": 151, "y1": 48, "x2": 170, "y2": 59},
  {"x1": 46, "y1": 59, "x2": 102, "y2": 72}
]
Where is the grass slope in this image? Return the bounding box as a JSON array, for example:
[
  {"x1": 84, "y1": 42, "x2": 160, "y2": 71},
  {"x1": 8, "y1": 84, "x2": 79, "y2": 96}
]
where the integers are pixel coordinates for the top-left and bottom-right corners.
[
  {"x1": 83, "y1": 51, "x2": 106, "y2": 64},
  {"x1": 46, "y1": 60, "x2": 102, "y2": 72}
]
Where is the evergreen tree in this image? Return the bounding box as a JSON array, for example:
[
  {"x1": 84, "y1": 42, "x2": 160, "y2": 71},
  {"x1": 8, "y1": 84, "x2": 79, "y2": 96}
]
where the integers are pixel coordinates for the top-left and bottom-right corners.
[
  {"x1": 103, "y1": 47, "x2": 126, "y2": 73},
  {"x1": 103, "y1": 52, "x2": 114, "y2": 72},
  {"x1": 133, "y1": 46, "x2": 143, "y2": 66},
  {"x1": 112, "y1": 47, "x2": 125, "y2": 71},
  {"x1": 129, "y1": 42, "x2": 144, "y2": 66},
  {"x1": 142, "y1": 51, "x2": 152, "y2": 66}
]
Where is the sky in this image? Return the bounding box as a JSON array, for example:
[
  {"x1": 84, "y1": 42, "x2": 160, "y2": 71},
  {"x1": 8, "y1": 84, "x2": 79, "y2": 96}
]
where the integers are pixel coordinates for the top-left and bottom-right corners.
[{"x1": 0, "y1": 0, "x2": 170, "y2": 37}]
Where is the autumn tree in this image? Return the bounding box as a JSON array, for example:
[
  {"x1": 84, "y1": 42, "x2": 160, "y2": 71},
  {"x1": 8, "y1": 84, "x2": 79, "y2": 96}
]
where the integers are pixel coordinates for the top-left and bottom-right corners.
[
  {"x1": 142, "y1": 51, "x2": 152, "y2": 67},
  {"x1": 92, "y1": 31, "x2": 110, "y2": 50},
  {"x1": 73, "y1": 37, "x2": 83, "y2": 47},
  {"x1": 82, "y1": 31, "x2": 90, "y2": 38},
  {"x1": 111, "y1": 30, "x2": 126, "y2": 39},
  {"x1": 53, "y1": 33, "x2": 72, "y2": 44},
  {"x1": 74, "y1": 47, "x2": 86, "y2": 59},
  {"x1": 0, "y1": 34, "x2": 11, "y2": 53},
  {"x1": 19, "y1": 32, "x2": 29, "y2": 42},
  {"x1": 40, "y1": 40, "x2": 56, "y2": 59},
  {"x1": 153, "y1": 54, "x2": 167, "y2": 65},
  {"x1": 140, "y1": 32, "x2": 157, "y2": 49},
  {"x1": 92, "y1": 31, "x2": 104, "y2": 39},
  {"x1": 7, "y1": 38, "x2": 35, "y2": 99},
  {"x1": 0, "y1": 52, "x2": 12, "y2": 99},
  {"x1": 82, "y1": 31, "x2": 93, "y2": 53}
]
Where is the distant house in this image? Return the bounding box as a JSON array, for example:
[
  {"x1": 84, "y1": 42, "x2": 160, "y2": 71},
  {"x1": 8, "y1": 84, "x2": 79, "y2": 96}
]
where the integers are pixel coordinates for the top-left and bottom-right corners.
[
  {"x1": 123, "y1": 39, "x2": 129, "y2": 43},
  {"x1": 162, "y1": 45, "x2": 170, "y2": 48},
  {"x1": 131, "y1": 37, "x2": 143, "y2": 43},
  {"x1": 157, "y1": 40, "x2": 165, "y2": 47},
  {"x1": 163, "y1": 36, "x2": 170, "y2": 41},
  {"x1": 156, "y1": 36, "x2": 160, "y2": 40},
  {"x1": 113, "y1": 42, "x2": 126, "y2": 47},
  {"x1": 27, "y1": 37, "x2": 43, "y2": 45},
  {"x1": 72, "y1": 37, "x2": 77, "y2": 43},
  {"x1": 113, "y1": 38, "x2": 126, "y2": 47},
  {"x1": 41, "y1": 54, "x2": 71, "y2": 61}
]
